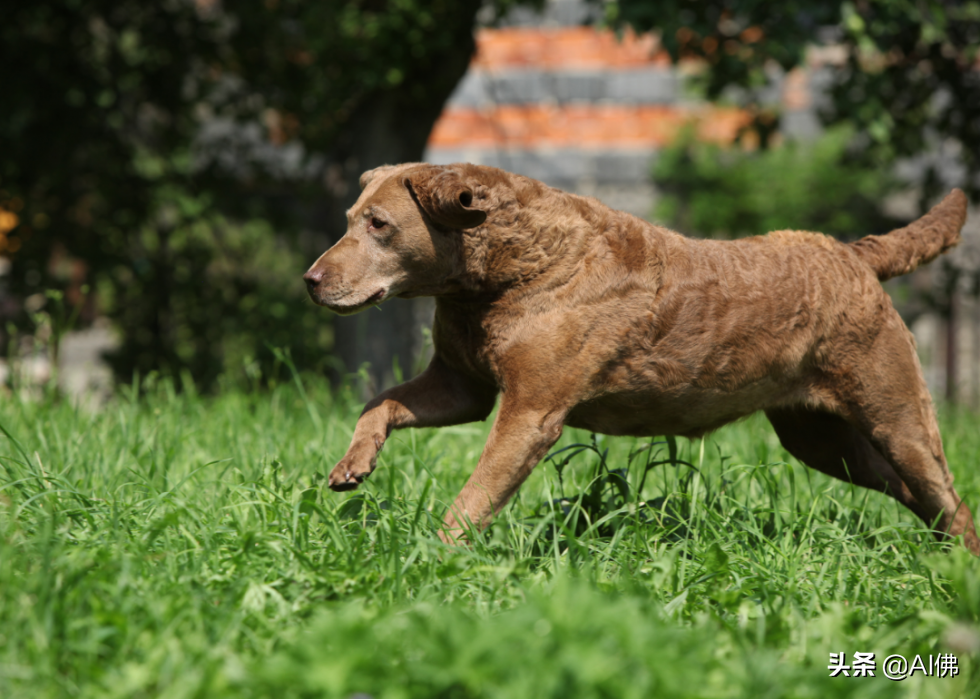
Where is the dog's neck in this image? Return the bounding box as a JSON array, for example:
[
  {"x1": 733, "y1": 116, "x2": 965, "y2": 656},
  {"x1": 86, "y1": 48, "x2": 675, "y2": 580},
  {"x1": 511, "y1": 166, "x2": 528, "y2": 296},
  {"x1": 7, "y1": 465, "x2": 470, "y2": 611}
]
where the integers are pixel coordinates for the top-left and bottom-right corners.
[
  {"x1": 449, "y1": 182, "x2": 669, "y2": 308},
  {"x1": 453, "y1": 183, "x2": 604, "y2": 292}
]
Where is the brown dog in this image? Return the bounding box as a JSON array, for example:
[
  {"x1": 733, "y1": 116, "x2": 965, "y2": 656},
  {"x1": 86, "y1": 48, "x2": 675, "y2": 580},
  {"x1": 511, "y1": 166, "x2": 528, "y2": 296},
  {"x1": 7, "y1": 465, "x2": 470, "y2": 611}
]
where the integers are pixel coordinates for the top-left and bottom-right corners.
[{"x1": 304, "y1": 162, "x2": 979, "y2": 553}]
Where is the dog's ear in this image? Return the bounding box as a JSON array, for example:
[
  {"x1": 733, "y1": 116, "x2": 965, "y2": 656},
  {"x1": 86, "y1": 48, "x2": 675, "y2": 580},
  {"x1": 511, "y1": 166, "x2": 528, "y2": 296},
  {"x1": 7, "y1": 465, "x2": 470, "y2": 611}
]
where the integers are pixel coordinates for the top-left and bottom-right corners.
[
  {"x1": 405, "y1": 167, "x2": 487, "y2": 230},
  {"x1": 359, "y1": 165, "x2": 399, "y2": 190}
]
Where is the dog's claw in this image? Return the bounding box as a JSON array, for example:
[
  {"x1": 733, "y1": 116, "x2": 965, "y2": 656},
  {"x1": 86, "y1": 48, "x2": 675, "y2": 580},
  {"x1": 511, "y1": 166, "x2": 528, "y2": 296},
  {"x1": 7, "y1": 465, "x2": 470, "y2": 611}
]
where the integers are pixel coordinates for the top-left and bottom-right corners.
[{"x1": 327, "y1": 460, "x2": 371, "y2": 492}]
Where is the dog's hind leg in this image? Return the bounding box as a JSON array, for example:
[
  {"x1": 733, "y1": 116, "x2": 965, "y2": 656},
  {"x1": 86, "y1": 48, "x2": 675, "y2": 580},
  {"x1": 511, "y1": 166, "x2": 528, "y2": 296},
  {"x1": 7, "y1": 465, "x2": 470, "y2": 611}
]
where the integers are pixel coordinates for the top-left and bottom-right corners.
[
  {"x1": 772, "y1": 314, "x2": 980, "y2": 554},
  {"x1": 766, "y1": 406, "x2": 928, "y2": 521},
  {"x1": 767, "y1": 404, "x2": 979, "y2": 553},
  {"x1": 841, "y1": 319, "x2": 979, "y2": 554}
]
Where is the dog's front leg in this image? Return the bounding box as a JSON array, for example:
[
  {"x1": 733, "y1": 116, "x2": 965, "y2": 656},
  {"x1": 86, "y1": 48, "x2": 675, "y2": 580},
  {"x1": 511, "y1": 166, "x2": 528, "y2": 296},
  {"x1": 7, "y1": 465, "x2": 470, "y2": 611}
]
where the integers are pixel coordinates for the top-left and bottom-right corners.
[
  {"x1": 442, "y1": 401, "x2": 566, "y2": 543},
  {"x1": 328, "y1": 357, "x2": 496, "y2": 491}
]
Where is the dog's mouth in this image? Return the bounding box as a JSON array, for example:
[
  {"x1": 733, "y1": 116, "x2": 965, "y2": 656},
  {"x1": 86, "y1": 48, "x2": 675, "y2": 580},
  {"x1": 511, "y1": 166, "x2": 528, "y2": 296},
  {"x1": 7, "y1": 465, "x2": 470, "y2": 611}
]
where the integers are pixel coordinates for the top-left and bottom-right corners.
[{"x1": 320, "y1": 287, "x2": 386, "y2": 315}]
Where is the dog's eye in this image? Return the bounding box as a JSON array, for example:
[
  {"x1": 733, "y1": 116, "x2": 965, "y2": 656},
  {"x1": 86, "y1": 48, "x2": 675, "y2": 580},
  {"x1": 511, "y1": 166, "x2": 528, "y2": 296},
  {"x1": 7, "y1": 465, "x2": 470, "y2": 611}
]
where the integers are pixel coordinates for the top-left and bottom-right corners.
[{"x1": 370, "y1": 217, "x2": 387, "y2": 229}]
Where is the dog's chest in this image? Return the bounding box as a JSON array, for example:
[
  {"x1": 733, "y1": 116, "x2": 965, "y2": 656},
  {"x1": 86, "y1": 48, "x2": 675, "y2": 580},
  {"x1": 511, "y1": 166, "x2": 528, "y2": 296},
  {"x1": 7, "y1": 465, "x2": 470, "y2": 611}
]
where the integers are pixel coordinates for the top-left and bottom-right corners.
[{"x1": 432, "y1": 302, "x2": 505, "y2": 385}]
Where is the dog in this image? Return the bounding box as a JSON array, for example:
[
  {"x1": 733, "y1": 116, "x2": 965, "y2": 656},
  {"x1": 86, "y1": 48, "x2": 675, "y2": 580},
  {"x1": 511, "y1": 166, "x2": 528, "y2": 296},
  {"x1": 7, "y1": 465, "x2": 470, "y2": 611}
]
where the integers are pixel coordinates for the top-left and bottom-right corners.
[{"x1": 304, "y1": 162, "x2": 979, "y2": 553}]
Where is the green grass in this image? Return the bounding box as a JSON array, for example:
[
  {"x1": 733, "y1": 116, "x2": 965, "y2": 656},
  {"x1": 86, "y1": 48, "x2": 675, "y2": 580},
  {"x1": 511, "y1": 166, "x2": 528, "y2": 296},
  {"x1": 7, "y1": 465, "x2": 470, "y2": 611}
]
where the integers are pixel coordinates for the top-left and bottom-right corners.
[{"x1": 1, "y1": 375, "x2": 979, "y2": 698}]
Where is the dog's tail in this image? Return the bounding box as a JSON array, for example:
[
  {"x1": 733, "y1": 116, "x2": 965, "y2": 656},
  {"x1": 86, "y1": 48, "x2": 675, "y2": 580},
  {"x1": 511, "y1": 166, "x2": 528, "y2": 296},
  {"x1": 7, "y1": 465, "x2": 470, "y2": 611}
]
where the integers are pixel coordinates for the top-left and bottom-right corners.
[{"x1": 849, "y1": 189, "x2": 967, "y2": 282}]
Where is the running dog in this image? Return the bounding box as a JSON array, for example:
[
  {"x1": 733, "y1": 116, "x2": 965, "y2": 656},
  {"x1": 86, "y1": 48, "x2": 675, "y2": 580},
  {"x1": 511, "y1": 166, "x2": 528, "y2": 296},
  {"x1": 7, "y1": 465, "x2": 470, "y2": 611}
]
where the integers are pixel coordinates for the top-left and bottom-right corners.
[{"x1": 304, "y1": 162, "x2": 978, "y2": 552}]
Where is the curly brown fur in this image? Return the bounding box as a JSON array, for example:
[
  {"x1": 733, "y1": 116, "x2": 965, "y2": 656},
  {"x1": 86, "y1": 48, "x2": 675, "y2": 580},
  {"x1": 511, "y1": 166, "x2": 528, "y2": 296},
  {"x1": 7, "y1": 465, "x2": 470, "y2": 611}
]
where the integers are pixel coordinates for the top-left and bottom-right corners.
[{"x1": 304, "y1": 163, "x2": 979, "y2": 553}]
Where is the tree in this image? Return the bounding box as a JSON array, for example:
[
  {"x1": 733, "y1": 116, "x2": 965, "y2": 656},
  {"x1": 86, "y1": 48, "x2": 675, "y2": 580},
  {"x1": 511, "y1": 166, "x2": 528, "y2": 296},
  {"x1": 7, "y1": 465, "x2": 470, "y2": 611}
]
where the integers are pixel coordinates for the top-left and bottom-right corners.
[
  {"x1": 609, "y1": 0, "x2": 980, "y2": 203},
  {"x1": 0, "y1": 1, "x2": 219, "y2": 301},
  {"x1": 1, "y1": 1, "x2": 524, "y2": 390}
]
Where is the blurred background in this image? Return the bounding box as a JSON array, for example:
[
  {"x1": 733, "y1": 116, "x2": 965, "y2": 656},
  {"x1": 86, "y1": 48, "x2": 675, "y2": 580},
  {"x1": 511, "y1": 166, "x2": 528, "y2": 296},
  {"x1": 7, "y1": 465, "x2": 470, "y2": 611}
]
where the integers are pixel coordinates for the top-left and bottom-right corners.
[{"x1": 2, "y1": 0, "x2": 979, "y2": 404}]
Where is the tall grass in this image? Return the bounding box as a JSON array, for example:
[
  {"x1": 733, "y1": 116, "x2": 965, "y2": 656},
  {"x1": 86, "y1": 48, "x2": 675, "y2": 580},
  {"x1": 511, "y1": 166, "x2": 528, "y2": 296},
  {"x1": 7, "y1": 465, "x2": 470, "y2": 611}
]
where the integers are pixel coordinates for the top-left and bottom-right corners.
[{"x1": 0, "y1": 376, "x2": 978, "y2": 697}]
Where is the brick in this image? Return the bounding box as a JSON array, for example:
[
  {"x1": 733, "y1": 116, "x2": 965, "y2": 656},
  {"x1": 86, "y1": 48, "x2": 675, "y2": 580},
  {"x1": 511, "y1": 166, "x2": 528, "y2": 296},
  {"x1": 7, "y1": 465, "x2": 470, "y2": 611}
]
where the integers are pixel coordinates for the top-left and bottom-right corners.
[
  {"x1": 427, "y1": 105, "x2": 749, "y2": 149},
  {"x1": 472, "y1": 27, "x2": 669, "y2": 70}
]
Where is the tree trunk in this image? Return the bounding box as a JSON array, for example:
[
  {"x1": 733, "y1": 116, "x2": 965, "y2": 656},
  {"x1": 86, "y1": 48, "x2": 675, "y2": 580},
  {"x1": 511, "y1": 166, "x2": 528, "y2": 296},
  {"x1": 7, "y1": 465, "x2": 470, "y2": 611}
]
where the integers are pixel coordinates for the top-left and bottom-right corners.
[
  {"x1": 310, "y1": 3, "x2": 480, "y2": 394},
  {"x1": 946, "y1": 289, "x2": 958, "y2": 404}
]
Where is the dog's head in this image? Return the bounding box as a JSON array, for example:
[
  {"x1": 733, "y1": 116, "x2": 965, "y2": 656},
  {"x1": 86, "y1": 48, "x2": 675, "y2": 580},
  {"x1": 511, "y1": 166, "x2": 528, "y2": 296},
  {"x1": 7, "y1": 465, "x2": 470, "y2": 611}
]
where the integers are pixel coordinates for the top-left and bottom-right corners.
[{"x1": 303, "y1": 163, "x2": 488, "y2": 314}]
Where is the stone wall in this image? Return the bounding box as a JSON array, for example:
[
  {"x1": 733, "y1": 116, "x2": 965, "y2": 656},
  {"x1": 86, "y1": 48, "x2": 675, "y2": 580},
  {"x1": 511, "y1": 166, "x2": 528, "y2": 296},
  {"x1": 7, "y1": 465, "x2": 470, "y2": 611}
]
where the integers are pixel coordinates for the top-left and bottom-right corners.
[{"x1": 424, "y1": 0, "x2": 822, "y2": 218}]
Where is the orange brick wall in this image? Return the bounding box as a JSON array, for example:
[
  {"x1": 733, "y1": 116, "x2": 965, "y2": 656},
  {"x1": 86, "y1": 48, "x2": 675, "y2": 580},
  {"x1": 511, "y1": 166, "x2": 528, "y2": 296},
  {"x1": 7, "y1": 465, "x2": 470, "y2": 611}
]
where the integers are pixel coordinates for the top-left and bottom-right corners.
[
  {"x1": 470, "y1": 26, "x2": 669, "y2": 69},
  {"x1": 429, "y1": 104, "x2": 751, "y2": 150},
  {"x1": 427, "y1": 27, "x2": 755, "y2": 152}
]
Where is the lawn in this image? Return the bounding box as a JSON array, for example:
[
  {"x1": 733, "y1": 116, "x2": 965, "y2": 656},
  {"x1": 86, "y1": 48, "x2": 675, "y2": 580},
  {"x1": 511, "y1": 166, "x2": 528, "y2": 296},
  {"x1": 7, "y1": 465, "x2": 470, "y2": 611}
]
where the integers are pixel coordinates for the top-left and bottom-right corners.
[{"x1": 1, "y1": 374, "x2": 978, "y2": 698}]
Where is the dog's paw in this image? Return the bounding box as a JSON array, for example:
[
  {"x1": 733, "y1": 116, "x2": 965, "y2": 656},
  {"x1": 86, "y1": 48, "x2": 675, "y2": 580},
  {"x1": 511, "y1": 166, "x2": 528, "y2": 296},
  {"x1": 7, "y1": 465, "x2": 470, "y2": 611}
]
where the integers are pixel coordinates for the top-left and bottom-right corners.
[
  {"x1": 327, "y1": 461, "x2": 367, "y2": 491},
  {"x1": 327, "y1": 451, "x2": 376, "y2": 492}
]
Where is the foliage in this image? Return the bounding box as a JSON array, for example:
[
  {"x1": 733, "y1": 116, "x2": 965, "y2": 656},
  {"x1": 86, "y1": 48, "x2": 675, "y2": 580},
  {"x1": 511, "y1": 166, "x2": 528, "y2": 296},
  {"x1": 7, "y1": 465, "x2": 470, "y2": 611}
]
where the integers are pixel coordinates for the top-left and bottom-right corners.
[
  {"x1": 652, "y1": 126, "x2": 899, "y2": 238},
  {"x1": 99, "y1": 185, "x2": 330, "y2": 386},
  {"x1": 0, "y1": 0, "x2": 493, "y2": 262},
  {"x1": 608, "y1": 1, "x2": 838, "y2": 103},
  {"x1": 828, "y1": 1, "x2": 980, "y2": 206},
  {"x1": 610, "y1": 0, "x2": 980, "y2": 203},
  {"x1": 0, "y1": 0, "x2": 499, "y2": 388},
  {"x1": 1, "y1": 377, "x2": 980, "y2": 696},
  {"x1": 216, "y1": 0, "x2": 493, "y2": 158},
  {"x1": 0, "y1": 1, "x2": 219, "y2": 287}
]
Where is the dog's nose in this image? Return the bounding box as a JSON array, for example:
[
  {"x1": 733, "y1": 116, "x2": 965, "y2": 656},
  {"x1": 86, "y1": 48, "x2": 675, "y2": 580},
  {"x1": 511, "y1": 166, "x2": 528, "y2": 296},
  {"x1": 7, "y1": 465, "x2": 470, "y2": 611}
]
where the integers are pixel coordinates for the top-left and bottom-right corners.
[{"x1": 303, "y1": 268, "x2": 322, "y2": 292}]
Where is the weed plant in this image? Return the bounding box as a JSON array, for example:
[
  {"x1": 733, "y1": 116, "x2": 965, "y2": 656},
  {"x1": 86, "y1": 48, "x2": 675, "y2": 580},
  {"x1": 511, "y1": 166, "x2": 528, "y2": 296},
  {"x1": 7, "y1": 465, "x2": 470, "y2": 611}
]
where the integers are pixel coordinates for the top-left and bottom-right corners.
[{"x1": 1, "y1": 374, "x2": 979, "y2": 697}]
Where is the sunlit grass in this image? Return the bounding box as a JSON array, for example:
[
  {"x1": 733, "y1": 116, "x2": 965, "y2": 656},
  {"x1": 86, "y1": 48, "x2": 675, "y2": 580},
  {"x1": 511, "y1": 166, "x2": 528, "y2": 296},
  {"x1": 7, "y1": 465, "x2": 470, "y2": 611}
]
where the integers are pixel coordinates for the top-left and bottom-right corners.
[{"x1": 1, "y1": 376, "x2": 978, "y2": 697}]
